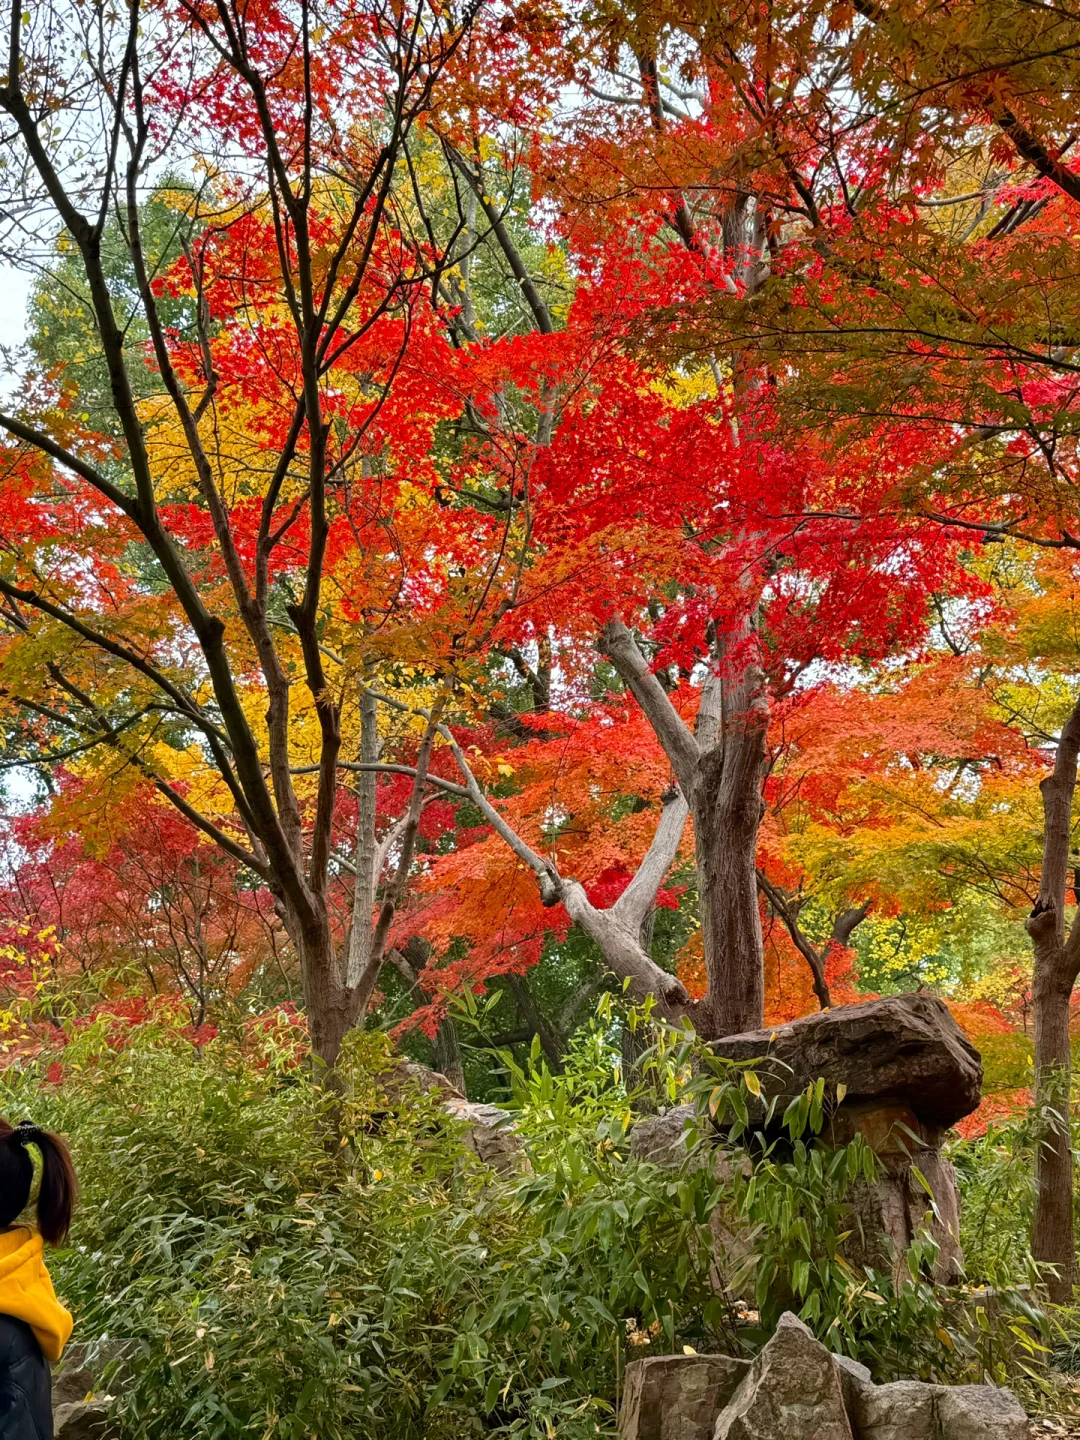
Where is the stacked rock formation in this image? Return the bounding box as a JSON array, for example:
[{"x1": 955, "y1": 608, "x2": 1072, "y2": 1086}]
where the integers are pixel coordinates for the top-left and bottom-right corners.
[
  {"x1": 618, "y1": 1312, "x2": 1029, "y2": 1440},
  {"x1": 633, "y1": 993, "x2": 983, "y2": 1284}
]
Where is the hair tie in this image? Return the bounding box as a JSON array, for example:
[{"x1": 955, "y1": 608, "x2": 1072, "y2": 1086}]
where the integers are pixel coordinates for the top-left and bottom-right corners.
[{"x1": 11, "y1": 1122, "x2": 42, "y2": 1147}]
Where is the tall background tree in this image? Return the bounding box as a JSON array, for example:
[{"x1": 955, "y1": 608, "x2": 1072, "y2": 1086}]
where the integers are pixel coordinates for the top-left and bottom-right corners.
[
  {"x1": 0, "y1": 0, "x2": 568, "y2": 1068},
  {"x1": 545, "y1": 0, "x2": 1080, "y2": 1294}
]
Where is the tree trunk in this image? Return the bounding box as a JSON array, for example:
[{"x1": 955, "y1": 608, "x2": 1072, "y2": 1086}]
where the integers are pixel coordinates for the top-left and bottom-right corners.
[
  {"x1": 504, "y1": 973, "x2": 566, "y2": 1072},
  {"x1": 600, "y1": 618, "x2": 768, "y2": 1040},
  {"x1": 293, "y1": 912, "x2": 352, "y2": 1073},
  {"x1": 693, "y1": 747, "x2": 765, "y2": 1037},
  {"x1": 434, "y1": 1016, "x2": 466, "y2": 1095},
  {"x1": 345, "y1": 688, "x2": 380, "y2": 988},
  {"x1": 1032, "y1": 951, "x2": 1077, "y2": 1301},
  {"x1": 1027, "y1": 696, "x2": 1080, "y2": 1303}
]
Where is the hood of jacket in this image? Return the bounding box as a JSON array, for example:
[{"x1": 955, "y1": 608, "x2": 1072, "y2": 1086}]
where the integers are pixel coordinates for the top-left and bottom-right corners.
[{"x1": 0, "y1": 1228, "x2": 72, "y2": 1362}]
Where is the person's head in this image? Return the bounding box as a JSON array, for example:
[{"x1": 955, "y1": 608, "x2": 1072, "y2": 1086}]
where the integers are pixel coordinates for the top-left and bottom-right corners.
[{"x1": 0, "y1": 1120, "x2": 77, "y2": 1245}]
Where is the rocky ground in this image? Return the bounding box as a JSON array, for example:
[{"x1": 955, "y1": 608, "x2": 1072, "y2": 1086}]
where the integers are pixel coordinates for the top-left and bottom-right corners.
[
  {"x1": 619, "y1": 1312, "x2": 1056, "y2": 1440},
  {"x1": 1034, "y1": 1416, "x2": 1080, "y2": 1438}
]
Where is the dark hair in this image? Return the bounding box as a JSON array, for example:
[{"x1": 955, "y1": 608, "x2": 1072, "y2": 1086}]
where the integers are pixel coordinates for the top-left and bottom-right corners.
[{"x1": 0, "y1": 1120, "x2": 77, "y2": 1245}]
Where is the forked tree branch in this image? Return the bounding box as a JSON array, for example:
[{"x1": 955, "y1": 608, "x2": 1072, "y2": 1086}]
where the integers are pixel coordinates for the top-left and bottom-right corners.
[
  {"x1": 359, "y1": 687, "x2": 692, "y2": 1009},
  {"x1": 600, "y1": 620, "x2": 701, "y2": 793}
]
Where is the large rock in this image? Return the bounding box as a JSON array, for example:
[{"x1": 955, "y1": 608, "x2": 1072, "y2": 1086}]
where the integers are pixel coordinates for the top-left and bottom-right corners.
[
  {"x1": 710, "y1": 993, "x2": 982, "y2": 1131},
  {"x1": 932, "y1": 1382, "x2": 1031, "y2": 1439},
  {"x1": 442, "y1": 1097, "x2": 526, "y2": 1174},
  {"x1": 629, "y1": 1107, "x2": 757, "y2": 1287},
  {"x1": 630, "y1": 999, "x2": 980, "y2": 1292},
  {"x1": 710, "y1": 995, "x2": 980, "y2": 1288},
  {"x1": 53, "y1": 1401, "x2": 115, "y2": 1439},
  {"x1": 712, "y1": 1312, "x2": 854, "y2": 1440},
  {"x1": 376, "y1": 1061, "x2": 525, "y2": 1174},
  {"x1": 52, "y1": 1339, "x2": 133, "y2": 1409},
  {"x1": 53, "y1": 1338, "x2": 131, "y2": 1438},
  {"x1": 836, "y1": 1351, "x2": 1029, "y2": 1440},
  {"x1": 382, "y1": 1058, "x2": 464, "y2": 1103},
  {"x1": 618, "y1": 1354, "x2": 750, "y2": 1440},
  {"x1": 629, "y1": 1106, "x2": 698, "y2": 1167},
  {"x1": 838, "y1": 1362, "x2": 935, "y2": 1440}
]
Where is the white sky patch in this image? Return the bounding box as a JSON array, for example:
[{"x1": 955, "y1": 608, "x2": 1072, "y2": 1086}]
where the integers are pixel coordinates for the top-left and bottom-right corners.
[
  {"x1": 0, "y1": 265, "x2": 31, "y2": 343},
  {"x1": 0, "y1": 263, "x2": 32, "y2": 420}
]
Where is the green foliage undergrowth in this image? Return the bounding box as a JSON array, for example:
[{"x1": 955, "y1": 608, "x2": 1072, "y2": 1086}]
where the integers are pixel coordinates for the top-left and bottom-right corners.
[
  {"x1": 0, "y1": 1001, "x2": 1052, "y2": 1438},
  {"x1": 1, "y1": 1009, "x2": 727, "y2": 1438}
]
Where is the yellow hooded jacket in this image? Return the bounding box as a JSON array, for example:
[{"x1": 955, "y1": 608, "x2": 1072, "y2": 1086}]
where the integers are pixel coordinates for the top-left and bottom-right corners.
[{"x1": 0, "y1": 1228, "x2": 72, "y2": 1362}]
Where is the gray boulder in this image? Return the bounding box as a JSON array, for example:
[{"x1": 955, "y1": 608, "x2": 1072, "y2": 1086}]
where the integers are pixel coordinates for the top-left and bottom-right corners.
[
  {"x1": 710, "y1": 993, "x2": 982, "y2": 1130},
  {"x1": 618, "y1": 1354, "x2": 750, "y2": 1440},
  {"x1": 931, "y1": 1382, "x2": 1031, "y2": 1439},
  {"x1": 837, "y1": 1344, "x2": 1029, "y2": 1440},
  {"x1": 842, "y1": 1372, "x2": 936, "y2": 1440},
  {"x1": 383, "y1": 1058, "x2": 464, "y2": 1103},
  {"x1": 713, "y1": 1312, "x2": 854, "y2": 1440},
  {"x1": 629, "y1": 1106, "x2": 698, "y2": 1167},
  {"x1": 53, "y1": 1401, "x2": 115, "y2": 1439},
  {"x1": 52, "y1": 1339, "x2": 133, "y2": 1409},
  {"x1": 377, "y1": 1061, "x2": 524, "y2": 1174},
  {"x1": 442, "y1": 1097, "x2": 526, "y2": 1174}
]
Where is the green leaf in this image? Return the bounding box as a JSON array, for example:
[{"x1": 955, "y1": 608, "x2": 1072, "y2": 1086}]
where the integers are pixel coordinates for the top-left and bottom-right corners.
[
  {"x1": 483, "y1": 1372, "x2": 502, "y2": 1412},
  {"x1": 910, "y1": 1165, "x2": 934, "y2": 1198}
]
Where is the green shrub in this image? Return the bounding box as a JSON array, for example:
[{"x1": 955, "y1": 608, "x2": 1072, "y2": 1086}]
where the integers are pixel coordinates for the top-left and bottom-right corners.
[
  {"x1": 0, "y1": 1000, "x2": 1052, "y2": 1437},
  {"x1": 2, "y1": 1007, "x2": 728, "y2": 1439},
  {"x1": 950, "y1": 1116, "x2": 1037, "y2": 1289}
]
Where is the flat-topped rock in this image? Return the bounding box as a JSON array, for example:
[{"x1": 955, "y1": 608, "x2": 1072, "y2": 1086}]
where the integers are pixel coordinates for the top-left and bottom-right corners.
[
  {"x1": 710, "y1": 993, "x2": 982, "y2": 1130},
  {"x1": 932, "y1": 1383, "x2": 1031, "y2": 1440},
  {"x1": 382, "y1": 1058, "x2": 464, "y2": 1102},
  {"x1": 618, "y1": 1354, "x2": 751, "y2": 1440}
]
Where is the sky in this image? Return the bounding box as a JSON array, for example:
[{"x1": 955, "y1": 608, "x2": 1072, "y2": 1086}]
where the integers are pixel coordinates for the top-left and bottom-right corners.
[
  {"x1": 0, "y1": 266, "x2": 31, "y2": 339},
  {"x1": 0, "y1": 265, "x2": 32, "y2": 399}
]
